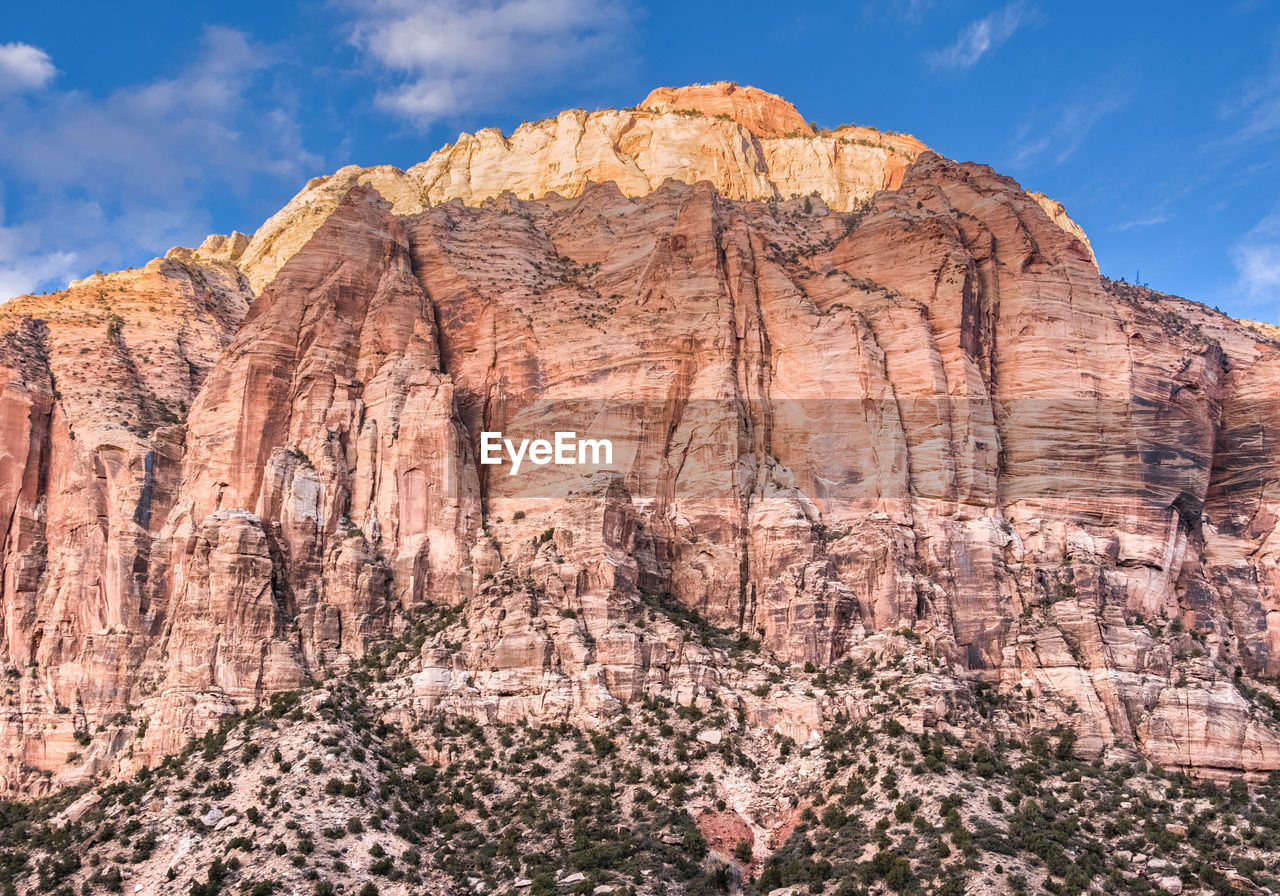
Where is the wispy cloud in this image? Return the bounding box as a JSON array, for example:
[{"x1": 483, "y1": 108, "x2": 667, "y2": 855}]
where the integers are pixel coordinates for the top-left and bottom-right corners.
[
  {"x1": 1112, "y1": 214, "x2": 1167, "y2": 232},
  {"x1": 1214, "y1": 37, "x2": 1280, "y2": 319},
  {"x1": 0, "y1": 204, "x2": 77, "y2": 300},
  {"x1": 0, "y1": 27, "x2": 318, "y2": 300},
  {"x1": 1233, "y1": 243, "x2": 1280, "y2": 300},
  {"x1": 0, "y1": 43, "x2": 55, "y2": 93},
  {"x1": 928, "y1": 2, "x2": 1028, "y2": 70},
  {"x1": 1231, "y1": 203, "x2": 1280, "y2": 314},
  {"x1": 1010, "y1": 88, "x2": 1132, "y2": 168},
  {"x1": 863, "y1": 0, "x2": 937, "y2": 24},
  {"x1": 1229, "y1": 0, "x2": 1266, "y2": 17},
  {"x1": 1215, "y1": 38, "x2": 1280, "y2": 147},
  {"x1": 346, "y1": 0, "x2": 634, "y2": 126}
]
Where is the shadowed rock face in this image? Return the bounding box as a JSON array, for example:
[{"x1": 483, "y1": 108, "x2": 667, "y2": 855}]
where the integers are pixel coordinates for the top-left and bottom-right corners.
[{"x1": 0, "y1": 86, "x2": 1279, "y2": 794}]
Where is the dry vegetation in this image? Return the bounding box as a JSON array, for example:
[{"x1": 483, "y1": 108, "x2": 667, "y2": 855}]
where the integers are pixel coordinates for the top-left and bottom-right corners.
[{"x1": 2, "y1": 599, "x2": 1278, "y2": 896}]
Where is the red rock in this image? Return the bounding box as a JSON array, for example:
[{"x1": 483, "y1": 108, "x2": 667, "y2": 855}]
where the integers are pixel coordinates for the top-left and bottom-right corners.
[{"x1": 0, "y1": 86, "x2": 1278, "y2": 792}]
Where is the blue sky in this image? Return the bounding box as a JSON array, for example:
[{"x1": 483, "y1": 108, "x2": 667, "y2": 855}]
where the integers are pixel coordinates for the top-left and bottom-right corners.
[{"x1": 2, "y1": 0, "x2": 1278, "y2": 323}]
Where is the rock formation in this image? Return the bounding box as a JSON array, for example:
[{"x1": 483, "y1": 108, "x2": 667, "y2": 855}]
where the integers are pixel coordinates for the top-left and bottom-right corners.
[
  {"x1": 0, "y1": 82, "x2": 1278, "y2": 800},
  {"x1": 240, "y1": 81, "x2": 975, "y2": 292}
]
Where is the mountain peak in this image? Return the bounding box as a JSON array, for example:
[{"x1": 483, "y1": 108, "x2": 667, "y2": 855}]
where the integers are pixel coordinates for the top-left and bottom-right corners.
[
  {"x1": 639, "y1": 81, "x2": 815, "y2": 138},
  {"x1": 236, "y1": 85, "x2": 947, "y2": 291}
]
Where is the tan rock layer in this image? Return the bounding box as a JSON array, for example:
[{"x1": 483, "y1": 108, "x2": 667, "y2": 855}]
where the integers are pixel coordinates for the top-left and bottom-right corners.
[{"x1": 236, "y1": 83, "x2": 1087, "y2": 294}]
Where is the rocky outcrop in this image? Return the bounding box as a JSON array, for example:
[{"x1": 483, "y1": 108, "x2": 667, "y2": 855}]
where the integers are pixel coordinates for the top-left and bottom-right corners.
[
  {"x1": 1029, "y1": 190, "x2": 1097, "y2": 265},
  {"x1": 238, "y1": 82, "x2": 1084, "y2": 293},
  {"x1": 0, "y1": 85, "x2": 1277, "y2": 794},
  {"x1": 0, "y1": 253, "x2": 251, "y2": 790},
  {"x1": 639, "y1": 82, "x2": 816, "y2": 137}
]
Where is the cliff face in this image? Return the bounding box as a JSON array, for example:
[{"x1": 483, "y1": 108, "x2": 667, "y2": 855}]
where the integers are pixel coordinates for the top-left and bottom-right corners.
[
  {"x1": 0, "y1": 244, "x2": 251, "y2": 788},
  {"x1": 240, "y1": 82, "x2": 942, "y2": 293},
  {"x1": 0, "y1": 84, "x2": 1278, "y2": 796}
]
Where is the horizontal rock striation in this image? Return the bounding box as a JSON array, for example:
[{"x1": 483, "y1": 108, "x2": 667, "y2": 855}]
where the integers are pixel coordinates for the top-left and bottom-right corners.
[
  {"x1": 0, "y1": 85, "x2": 1277, "y2": 794},
  {"x1": 237, "y1": 81, "x2": 1068, "y2": 293}
]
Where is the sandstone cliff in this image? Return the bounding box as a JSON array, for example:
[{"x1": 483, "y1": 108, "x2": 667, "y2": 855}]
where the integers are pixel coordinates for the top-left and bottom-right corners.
[
  {"x1": 0, "y1": 84, "x2": 1277, "y2": 802},
  {"x1": 0, "y1": 251, "x2": 250, "y2": 789},
  {"x1": 236, "y1": 81, "x2": 1076, "y2": 293}
]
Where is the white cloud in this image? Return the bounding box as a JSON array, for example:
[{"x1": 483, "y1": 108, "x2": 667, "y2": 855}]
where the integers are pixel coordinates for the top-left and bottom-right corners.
[
  {"x1": 1, "y1": 28, "x2": 309, "y2": 197},
  {"x1": 1231, "y1": 204, "x2": 1280, "y2": 312},
  {"x1": 0, "y1": 215, "x2": 77, "y2": 299},
  {"x1": 1234, "y1": 243, "x2": 1280, "y2": 297},
  {"x1": 1216, "y1": 41, "x2": 1280, "y2": 146},
  {"x1": 928, "y1": 2, "x2": 1028, "y2": 70},
  {"x1": 1011, "y1": 88, "x2": 1132, "y2": 168},
  {"x1": 0, "y1": 26, "x2": 318, "y2": 300},
  {"x1": 0, "y1": 252, "x2": 78, "y2": 301},
  {"x1": 1112, "y1": 214, "x2": 1168, "y2": 232},
  {"x1": 864, "y1": 0, "x2": 937, "y2": 24},
  {"x1": 346, "y1": 0, "x2": 633, "y2": 125},
  {"x1": 0, "y1": 42, "x2": 55, "y2": 93}
]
